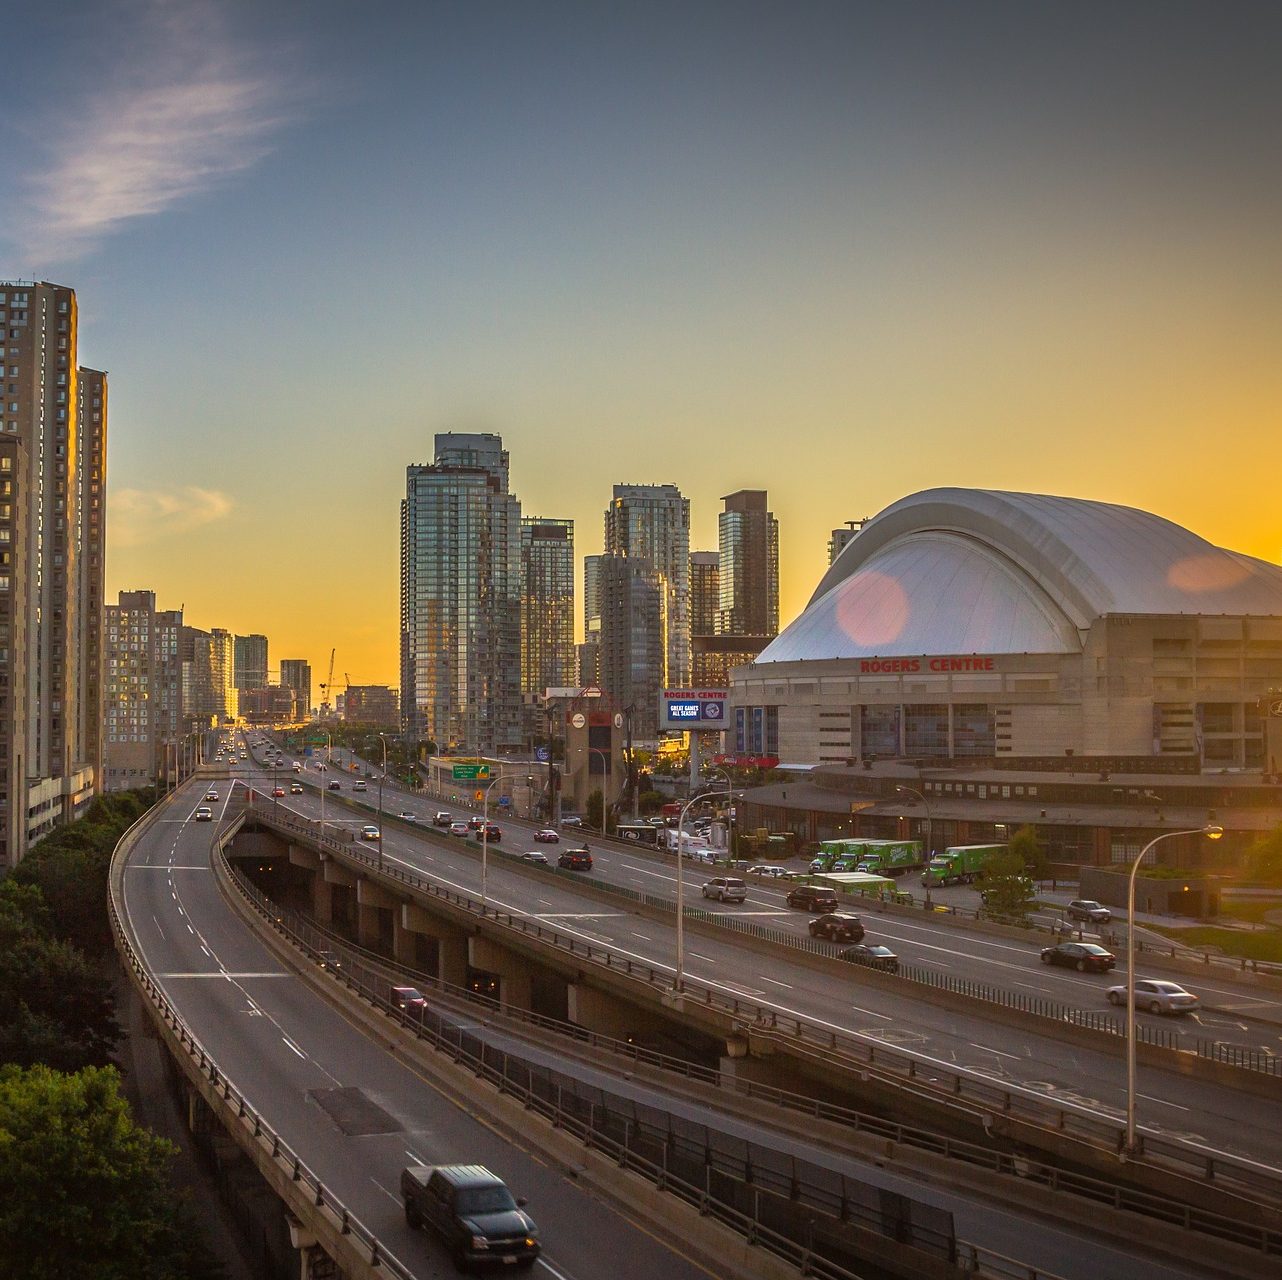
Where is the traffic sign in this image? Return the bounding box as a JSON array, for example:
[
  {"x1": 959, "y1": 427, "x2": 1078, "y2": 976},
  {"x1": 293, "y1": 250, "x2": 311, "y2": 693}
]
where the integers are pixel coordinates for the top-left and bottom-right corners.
[{"x1": 452, "y1": 764, "x2": 490, "y2": 780}]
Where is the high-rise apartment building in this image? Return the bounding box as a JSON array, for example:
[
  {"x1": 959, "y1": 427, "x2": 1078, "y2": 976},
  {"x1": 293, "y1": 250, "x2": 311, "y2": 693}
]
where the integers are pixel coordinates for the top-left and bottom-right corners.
[
  {"x1": 280, "y1": 659, "x2": 312, "y2": 718},
  {"x1": 180, "y1": 625, "x2": 238, "y2": 726},
  {"x1": 603, "y1": 484, "x2": 690, "y2": 690},
  {"x1": 718, "y1": 490, "x2": 779, "y2": 637},
  {"x1": 400, "y1": 432, "x2": 522, "y2": 752},
  {"x1": 689, "y1": 551, "x2": 720, "y2": 635},
  {"x1": 520, "y1": 517, "x2": 575, "y2": 696},
  {"x1": 0, "y1": 281, "x2": 106, "y2": 865},
  {"x1": 828, "y1": 518, "x2": 867, "y2": 566},
  {"x1": 598, "y1": 554, "x2": 666, "y2": 740},
  {"x1": 103, "y1": 591, "x2": 183, "y2": 790},
  {"x1": 344, "y1": 684, "x2": 400, "y2": 728},
  {"x1": 692, "y1": 490, "x2": 780, "y2": 688},
  {"x1": 233, "y1": 633, "x2": 268, "y2": 691}
]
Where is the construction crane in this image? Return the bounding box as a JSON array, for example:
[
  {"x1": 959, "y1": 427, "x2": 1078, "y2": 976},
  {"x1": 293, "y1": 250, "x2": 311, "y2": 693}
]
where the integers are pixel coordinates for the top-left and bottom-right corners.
[{"x1": 318, "y1": 647, "x2": 337, "y2": 718}]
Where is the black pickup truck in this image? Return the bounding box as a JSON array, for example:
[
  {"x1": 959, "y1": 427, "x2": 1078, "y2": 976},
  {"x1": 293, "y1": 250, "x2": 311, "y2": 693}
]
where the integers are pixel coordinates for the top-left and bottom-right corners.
[{"x1": 401, "y1": 1163, "x2": 540, "y2": 1270}]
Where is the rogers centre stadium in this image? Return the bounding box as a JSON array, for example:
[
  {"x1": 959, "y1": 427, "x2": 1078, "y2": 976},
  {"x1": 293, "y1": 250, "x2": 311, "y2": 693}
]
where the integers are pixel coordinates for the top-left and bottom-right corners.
[{"x1": 731, "y1": 488, "x2": 1282, "y2": 873}]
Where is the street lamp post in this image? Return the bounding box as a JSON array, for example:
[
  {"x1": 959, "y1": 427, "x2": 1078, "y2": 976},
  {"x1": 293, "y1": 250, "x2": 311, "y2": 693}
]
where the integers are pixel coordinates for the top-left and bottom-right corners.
[
  {"x1": 318, "y1": 731, "x2": 333, "y2": 838},
  {"x1": 1123, "y1": 823, "x2": 1222, "y2": 1155},
  {"x1": 588, "y1": 747, "x2": 611, "y2": 834},
  {"x1": 895, "y1": 783, "x2": 933, "y2": 907},
  {"x1": 272, "y1": 757, "x2": 279, "y2": 820},
  {"x1": 673, "y1": 786, "x2": 722, "y2": 992},
  {"x1": 703, "y1": 768, "x2": 737, "y2": 863},
  {"x1": 479, "y1": 767, "x2": 526, "y2": 908},
  {"x1": 377, "y1": 732, "x2": 390, "y2": 873}
]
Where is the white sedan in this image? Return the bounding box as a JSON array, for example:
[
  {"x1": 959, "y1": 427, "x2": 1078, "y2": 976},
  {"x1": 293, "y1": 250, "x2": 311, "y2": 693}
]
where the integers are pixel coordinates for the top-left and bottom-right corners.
[
  {"x1": 1107, "y1": 979, "x2": 1200, "y2": 1015},
  {"x1": 360, "y1": 824, "x2": 380, "y2": 841}
]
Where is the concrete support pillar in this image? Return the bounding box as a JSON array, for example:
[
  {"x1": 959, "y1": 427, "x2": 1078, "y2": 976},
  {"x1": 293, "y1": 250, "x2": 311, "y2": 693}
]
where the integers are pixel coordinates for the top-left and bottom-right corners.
[
  {"x1": 392, "y1": 911, "x2": 417, "y2": 965},
  {"x1": 311, "y1": 874, "x2": 334, "y2": 924},
  {"x1": 288, "y1": 843, "x2": 321, "y2": 871},
  {"x1": 400, "y1": 903, "x2": 469, "y2": 986},
  {"x1": 322, "y1": 857, "x2": 357, "y2": 887},
  {"x1": 438, "y1": 935, "x2": 469, "y2": 988},
  {"x1": 356, "y1": 903, "x2": 382, "y2": 949},
  {"x1": 719, "y1": 1036, "x2": 792, "y2": 1089},
  {"x1": 469, "y1": 936, "x2": 532, "y2": 1011},
  {"x1": 568, "y1": 983, "x2": 669, "y2": 1042}
]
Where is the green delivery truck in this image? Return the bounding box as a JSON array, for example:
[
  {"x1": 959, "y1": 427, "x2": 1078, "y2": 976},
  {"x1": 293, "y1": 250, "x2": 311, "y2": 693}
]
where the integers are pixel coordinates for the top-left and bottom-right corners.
[
  {"x1": 921, "y1": 843, "x2": 1005, "y2": 887},
  {"x1": 810, "y1": 838, "x2": 868, "y2": 873},
  {"x1": 852, "y1": 839, "x2": 923, "y2": 877}
]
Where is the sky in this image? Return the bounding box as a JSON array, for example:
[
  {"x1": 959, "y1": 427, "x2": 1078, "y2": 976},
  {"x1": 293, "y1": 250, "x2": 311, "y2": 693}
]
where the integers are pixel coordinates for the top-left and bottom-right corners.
[{"x1": 3, "y1": 0, "x2": 1281, "y2": 689}]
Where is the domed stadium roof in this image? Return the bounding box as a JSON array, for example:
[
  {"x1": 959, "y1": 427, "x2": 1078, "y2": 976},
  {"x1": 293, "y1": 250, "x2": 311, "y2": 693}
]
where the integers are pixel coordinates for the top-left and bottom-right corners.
[{"x1": 758, "y1": 488, "x2": 1282, "y2": 664}]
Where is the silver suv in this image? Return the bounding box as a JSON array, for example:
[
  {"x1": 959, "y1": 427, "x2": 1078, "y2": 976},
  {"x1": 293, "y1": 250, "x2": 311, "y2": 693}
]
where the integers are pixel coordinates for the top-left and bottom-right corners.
[
  {"x1": 701, "y1": 877, "x2": 747, "y2": 903},
  {"x1": 1067, "y1": 899, "x2": 1111, "y2": 923}
]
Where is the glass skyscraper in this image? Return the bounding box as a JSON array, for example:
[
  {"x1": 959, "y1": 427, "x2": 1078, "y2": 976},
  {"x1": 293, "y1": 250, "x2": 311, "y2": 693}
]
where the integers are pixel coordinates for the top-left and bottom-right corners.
[
  {"x1": 400, "y1": 433, "x2": 522, "y2": 752},
  {"x1": 520, "y1": 517, "x2": 575, "y2": 696}
]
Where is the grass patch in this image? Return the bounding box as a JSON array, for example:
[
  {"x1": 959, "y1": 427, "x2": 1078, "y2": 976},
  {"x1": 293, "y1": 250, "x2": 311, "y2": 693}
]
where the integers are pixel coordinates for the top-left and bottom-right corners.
[
  {"x1": 1146, "y1": 924, "x2": 1282, "y2": 964},
  {"x1": 1217, "y1": 899, "x2": 1282, "y2": 925}
]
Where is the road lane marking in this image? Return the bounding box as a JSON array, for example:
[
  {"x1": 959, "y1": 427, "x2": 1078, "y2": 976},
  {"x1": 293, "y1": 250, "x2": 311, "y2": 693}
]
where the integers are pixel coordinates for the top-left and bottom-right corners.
[
  {"x1": 371, "y1": 1178, "x2": 401, "y2": 1207},
  {"x1": 1137, "y1": 1092, "x2": 1190, "y2": 1110},
  {"x1": 970, "y1": 1043, "x2": 1021, "y2": 1060},
  {"x1": 281, "y1": 1036, "x2": 306, "y2": 1058},
  {"x1": 631, "y1": 932, "x2": 651, "y2": 940},
  {"x1": 689, "y1": 951, "x2": 715, "y2": 962},
  {"x1": 850, "y1": 1005, "x2": 892, "y2": 1019},
  {"x1": 759, "y1": 976, "x2": 794, "y2": 989}
]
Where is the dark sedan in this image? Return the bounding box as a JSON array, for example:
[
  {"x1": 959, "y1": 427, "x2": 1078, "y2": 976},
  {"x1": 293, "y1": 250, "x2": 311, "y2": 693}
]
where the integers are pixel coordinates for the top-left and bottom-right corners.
[
  {"x1": 1040, "y1": 941, "x2": 1116, "y2": 973},
  {"x1": 807, "y1": 913, "x2": 866, "y2": 942}
]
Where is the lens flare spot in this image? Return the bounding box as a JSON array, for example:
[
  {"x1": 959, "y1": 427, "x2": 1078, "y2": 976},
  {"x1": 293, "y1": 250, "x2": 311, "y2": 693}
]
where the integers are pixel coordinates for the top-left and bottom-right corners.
[
  {"x1": 1167, "y1": 555, "x2": 1249, "y2": 594},
  {"x1": 835, "y1": 569, "x2": 910, "y2": 648}
]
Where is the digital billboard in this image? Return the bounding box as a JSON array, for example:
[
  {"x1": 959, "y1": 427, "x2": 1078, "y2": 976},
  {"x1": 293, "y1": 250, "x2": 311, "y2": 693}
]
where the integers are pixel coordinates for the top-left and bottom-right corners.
[{"x1": 659, "y1": 688, "x2": 729, "y2": 732}]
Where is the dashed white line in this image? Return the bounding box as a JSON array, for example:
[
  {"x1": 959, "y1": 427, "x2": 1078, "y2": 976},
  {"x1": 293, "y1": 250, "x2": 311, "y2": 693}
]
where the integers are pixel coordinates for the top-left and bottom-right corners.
[
  {"x1": 281, "y1": 1036, "x2": 305, "y2": 1059},
  {"x1": 970, "y1": 1043, "x2": 1021, "y2": 1061},
  {"x1": 759, "y1": 976, "x2": 794, "y2": 989},
  {"x1": 689, "y1": 951, "x2": 715, "y2": 963},
  {"x1": 1137, "y1": 1092, "x2": 1189, "y2": 1111},
  {"x1": 850, "y1": 1004, "x2": 892, "y2": 1020}
]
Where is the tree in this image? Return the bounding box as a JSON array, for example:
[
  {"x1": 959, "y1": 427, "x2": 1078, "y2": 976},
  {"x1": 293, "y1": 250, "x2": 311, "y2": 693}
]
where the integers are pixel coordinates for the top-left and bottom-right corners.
[
  {"x1": 978, "y1": 847, "x2": 1036, "y2": 924},
  {"x1": 0, "y1": 1065, "x2": 222, "y2": 1280},
  {"x1": 0, "y1": 894, "x2": 120, "y2": 1071},
  {"x1": 1244, "y1": 825, "x2": 1282, "y2": 886},
  {"x1": 1008, "y1": 824, "x2": 1048, "y2": 879}
]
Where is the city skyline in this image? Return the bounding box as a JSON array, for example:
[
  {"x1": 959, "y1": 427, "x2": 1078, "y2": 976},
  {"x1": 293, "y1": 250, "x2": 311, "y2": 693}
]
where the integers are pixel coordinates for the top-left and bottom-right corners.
[{"x1": 3, "y1": 2, "x2": 1281, "y2": 688}]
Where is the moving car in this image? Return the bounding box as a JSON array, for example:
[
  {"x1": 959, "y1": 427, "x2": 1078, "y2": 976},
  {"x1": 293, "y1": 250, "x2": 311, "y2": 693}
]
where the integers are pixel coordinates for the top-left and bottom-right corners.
[
  {"x1": 560, "y1": 815, "x2": 583, "y2": 828},
  {"x1": 401, "y1": 1164, "x2": 539, "y2": 1270},
  {"x1": 532, "y1": 828, "x2": 560, "y2": 843},
  {"x1": 194, "y1": 805, "x2": 213, "y2": 822},
  {"x1": 482, "y1": 824, "x2": 502, "y2": 841},
  {"x1": 468, "y1": 816, "x2": 486, "y2": 831},
  {"x1": 360, "y1": 824, "x2": 380, "y2": 841},
  {"x1": 449, "y1": 821, "x2": 470, "y2": 837},
  {"x1": 390, "y1": 986, "x2": 427, "y2": 1013},
  {"x1": 1040, "y1": 941, "x2": 1116, "y2": 972},
  {"x1": 290, "y1": 782, "x2": 304, "y2": 794},
  {"x1": 839, "y1": 943, "x2": 899, "y2": 972},
  {"x1": 807, "y1": 913, "x2": 865, "y2": 942},
  {"x1": 558, "y1": 849, "x2": 592, "y2": 871},
  {"x1": 520, "y1": 851, "x2": 549, "y2": 865},
  {"x1": 1067, "y1": 899, "x2": 1112, "y2": 924},
  {"x1": 701, "y1": 877, "x2": 747, "y2": 903},
  {"x1": 747, "y1": 864, "x2": 791, "y2": 879},
  {"x1": 354, "y1": 780, "x2": 367, "y2": 791},
  {"x1": 272, "y1": 786, "x2": 285, "y2": 797},
  {"x1": 204, "y1": 789, "x2": 219, "y2": 802},
  {"x1": 327, "y1": 779, "x2": 340, "y2": 791},
  {"x1": 397, "y1": 810, "x2": 417, "y2": 822},
  {"x1": 786, "y1": 886, "x2": 840, "y2": 913},
  {"x1": 1107, "y1": 978, "x2": 1200, "y2": 1015},
  {"x1": 433, "y1": 812, "x2": 454, "y2": 826}
]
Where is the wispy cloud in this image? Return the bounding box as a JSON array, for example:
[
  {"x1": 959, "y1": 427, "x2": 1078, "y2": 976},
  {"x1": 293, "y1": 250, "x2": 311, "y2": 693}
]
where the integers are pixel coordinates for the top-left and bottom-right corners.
[
  {"x1": 110, "y1": 485, "x2": 235, "y2": 547},
  {"x1": 13, "y1": 1, "x2": 295, "y2": 266}
]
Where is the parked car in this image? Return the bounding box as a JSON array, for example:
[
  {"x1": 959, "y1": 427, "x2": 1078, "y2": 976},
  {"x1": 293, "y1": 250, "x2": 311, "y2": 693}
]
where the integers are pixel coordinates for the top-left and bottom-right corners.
[
  {"x1": 520, "y1": 851, "x2": 549, "y2": 865},
  {"x1": 839, "y1": 943, "x2": 900, "y2": 972},
  {"x1": 360, "y1": 824, "x2": 380, "y2": 841},
  {"x1": 532, "y1": 829, "x2": 560, "y2": 843},
  {"x1": 1067, "y1": 899, "x2": 1112, "y2": 924},
  {"x1": 787, "y1": 886, "x2": 840, "y2": 913},
  {"x1": 449, "y1": 822, "x2": 470, "y2": 837},
  {"x1": 1040, "y1": 941, "x2": 1117, "y2": 972},
  {"x1": 558, "y1": 849, "x2": 593, "y2": 871},
  {"x1": 1107, "y1": 978, "x2": 1200, "y2": 1015},
  {"x1": 401, "y1": 1164, "x2": 539, "y2": 1270},
  {"x1": 194, "y1": 805, "x2": 213, "y2": 822},
  {"x1": 808, "y1": 912, "x2": 865, "y2": 942},
  {"x1": 390, "y1": 986, "x2": 427, "y2": 1013},
  {"x1": 701, "y1": 877, "x2": 747, "y2": 903},
  {"x1": 747, "y1": 864, "x2": 792, "y2": 879}
]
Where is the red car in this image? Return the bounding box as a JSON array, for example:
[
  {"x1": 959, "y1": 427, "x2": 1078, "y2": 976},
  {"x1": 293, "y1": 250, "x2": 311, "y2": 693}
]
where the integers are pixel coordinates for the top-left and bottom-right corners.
[
  {"x1": 482, "y1": 824, "x2": 502, "y2": 841},
  {"x1": 533, "y1": 829, "x2": 560, "y2": 843},
  {"x1": 272, "y1": 786, "x2": 285, "y2": 797}
]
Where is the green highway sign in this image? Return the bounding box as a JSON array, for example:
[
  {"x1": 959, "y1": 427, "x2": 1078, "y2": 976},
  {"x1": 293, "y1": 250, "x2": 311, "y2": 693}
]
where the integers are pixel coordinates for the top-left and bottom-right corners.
[
  {"x1": 305, "y1": 736, "x2": 328, "y2": 746},
  {"x1": 451, "y1": 764, "x2": 490, "y2": 780}
]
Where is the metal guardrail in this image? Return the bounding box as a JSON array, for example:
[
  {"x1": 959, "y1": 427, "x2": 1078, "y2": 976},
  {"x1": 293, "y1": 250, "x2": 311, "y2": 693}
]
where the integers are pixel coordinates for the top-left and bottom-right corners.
[
  {"x1": 231, "y1": 864, "x2": 1282, "y2": 1266},
  {"x1": 247, "y1": 801, "x2": 1282, "y2": 1211},
  {"x1": 108, "y1": 803, "x2": 415, "y2": 1280}
]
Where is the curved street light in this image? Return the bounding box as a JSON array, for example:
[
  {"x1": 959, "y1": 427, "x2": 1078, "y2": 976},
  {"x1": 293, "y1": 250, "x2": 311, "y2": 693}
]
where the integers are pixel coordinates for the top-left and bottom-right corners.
[
  {"x1": 673, "y1": 785, "x2": 726, "y2": 992},
  {"x1": 1124, "y1": 822, "x2": 1222, "y2": 1154},
  {"x1": 895, "y1": 783, "x2": 934, "y2": 907},
  {"x1": 479, "y1": 766, "x2": 534, "y2": 907}
]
